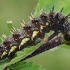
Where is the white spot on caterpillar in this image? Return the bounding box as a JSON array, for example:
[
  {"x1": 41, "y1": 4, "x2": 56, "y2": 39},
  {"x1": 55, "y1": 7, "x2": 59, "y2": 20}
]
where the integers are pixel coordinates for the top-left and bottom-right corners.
[
  {"x1": 19, "y1": 38, "x2": 30, "y2": 49},
  {"x1": 1, "y1": 51, "x2": 7, "y2": 58},
  {"x1": 46, "y1": 22, "x2": 49, "y2": 26},
  {"x1": 40, "y1": 25, "x2": 43, "y2": 30},
  {"x1": 32, "y1": 31, "x2": 39, "y2": 40},
  {"x1": 8, "y1": 46, "x2": 17, "y2": 55}
]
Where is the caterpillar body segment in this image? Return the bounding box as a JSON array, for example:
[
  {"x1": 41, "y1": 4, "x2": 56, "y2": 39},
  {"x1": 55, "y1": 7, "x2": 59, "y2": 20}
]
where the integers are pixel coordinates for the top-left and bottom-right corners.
[
  {"x1": 0, "y1": 17, "x2": 45, "y2": 60},
  {"x1": 0, "y1": 7, "x2": 70, "y2": 60}
]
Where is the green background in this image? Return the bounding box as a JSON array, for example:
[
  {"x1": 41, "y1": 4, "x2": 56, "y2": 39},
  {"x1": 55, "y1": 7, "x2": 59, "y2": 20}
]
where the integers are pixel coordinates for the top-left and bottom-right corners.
[{"x1": 0, "y1": 0, "x2": 70, "y2": 70}]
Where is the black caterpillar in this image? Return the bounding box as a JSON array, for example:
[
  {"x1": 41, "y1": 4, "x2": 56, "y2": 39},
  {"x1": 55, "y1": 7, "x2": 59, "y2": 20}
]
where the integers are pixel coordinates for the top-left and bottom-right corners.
[{"x1": 0, "y1": 6, "x2": 70, "y2": 61}]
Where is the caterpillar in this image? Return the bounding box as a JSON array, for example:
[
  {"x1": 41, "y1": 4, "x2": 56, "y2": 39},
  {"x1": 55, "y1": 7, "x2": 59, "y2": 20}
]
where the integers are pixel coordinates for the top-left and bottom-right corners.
[{"x1": 0, "y1": 6, "x2": 70, "y2": 61}]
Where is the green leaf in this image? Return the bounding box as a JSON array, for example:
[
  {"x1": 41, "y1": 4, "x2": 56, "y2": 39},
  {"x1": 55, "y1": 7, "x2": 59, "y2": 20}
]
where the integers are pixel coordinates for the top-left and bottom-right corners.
[
  {"x1": 34, "y1": 0, "x2": 70, "y2": 17},
  {"x1": 61, "y1": 44, "x2": 70, "y2": 49},
  {"x1": 7, "y1": 21, "x2": 13, "y2": 30},
  {"x1": 7, "y1": 21, "x2": 16, "y2": 32},
  {"x1": 8, "y1": 62, "x2": 45, "y2": 70},
  {"x1": 0, "y1": 37, "x2": 3, "y2": 43}
]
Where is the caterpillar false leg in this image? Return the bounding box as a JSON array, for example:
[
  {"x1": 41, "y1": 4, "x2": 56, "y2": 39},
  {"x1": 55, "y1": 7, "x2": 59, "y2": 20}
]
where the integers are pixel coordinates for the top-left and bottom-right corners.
[{"x1": 47, "y1": 32, "x2": 59, "y2": 41}]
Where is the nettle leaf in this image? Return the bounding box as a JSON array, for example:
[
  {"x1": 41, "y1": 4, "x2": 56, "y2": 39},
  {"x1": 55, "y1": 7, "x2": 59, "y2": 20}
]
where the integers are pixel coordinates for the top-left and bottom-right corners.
[
  {"x1": 8, "y1": 62, "x2": 45, "y2": 70},
  {"x1": 61, "y1": 44, "x2": 70, "y2": 49},
  {"x1": 34, "y1": 0, "x2": 70, "y2": 17}
]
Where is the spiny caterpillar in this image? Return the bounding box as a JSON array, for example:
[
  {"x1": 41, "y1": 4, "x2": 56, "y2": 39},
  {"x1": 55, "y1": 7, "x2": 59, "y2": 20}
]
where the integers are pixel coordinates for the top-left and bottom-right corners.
[{"x1": 0, "y1": 6, "x2": 70, "y2": 61}]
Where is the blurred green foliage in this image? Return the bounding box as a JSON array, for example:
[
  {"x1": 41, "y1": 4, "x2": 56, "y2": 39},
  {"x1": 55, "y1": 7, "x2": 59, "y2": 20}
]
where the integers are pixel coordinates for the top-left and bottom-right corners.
[
  {"x1": 8, "y1": 62, "x2": 45, "y2": 70},
  {"x1": 0, "y1": 0, "x2": 38, "y2": 36},
  {"x1": 0, "y1": 0, "x2": 70, "y2": 70}
]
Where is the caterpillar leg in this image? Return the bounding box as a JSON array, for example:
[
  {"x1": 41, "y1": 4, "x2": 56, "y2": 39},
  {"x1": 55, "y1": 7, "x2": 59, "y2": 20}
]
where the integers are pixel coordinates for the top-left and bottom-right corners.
[
  {"x1": 47, "y1": 32, "x2": 59, "y2": 41},
  {"x1": 40, "y1": 32, "x2": 59, "y2": 43}
]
